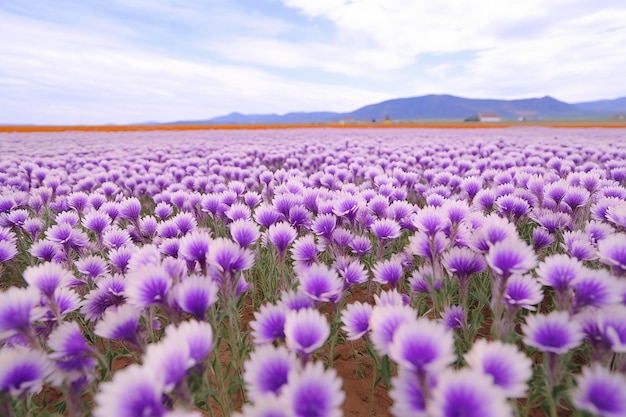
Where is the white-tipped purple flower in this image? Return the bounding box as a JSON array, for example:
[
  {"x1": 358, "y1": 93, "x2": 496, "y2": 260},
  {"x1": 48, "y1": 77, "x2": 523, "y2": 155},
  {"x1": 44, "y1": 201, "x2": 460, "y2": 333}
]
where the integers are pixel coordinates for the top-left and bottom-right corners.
[
  {"x1": 429, "y1": 368, "x2": 512, "y2": 417},
  {"x1": 174, "y1": 275, "x2": 219, "y2": 320},
  {"x1": 94, "y1": 364, "x2": 166, "y2": 417},
  {"x1": 371, "y1": 218, "x2": 401, "y2": 241},
  {"x1": 125, "y1": 264, "x2": 172, "y2": 308},
  {"x1": 572, "y1": 364, "x2": 626, "y2": 417},
  {"x1": 48, "y1": 321, "x2": 96, "y2": 381},
  {"x1": 311, "y1": 213, "x2": 336, "y2": 240},
  {"x1": 291, "y1": 234, "x2": 320, "y2": 271},
  {"x1": 284, "y1": 308, "x2": 330, "y2": 363},
  {"x1": 370, "y1": 304, "x2": 416, "y2": 356},
  {"x1": 532, "y1": 227, "x2": 555, "y2": 251},
  {"x1": 297, "y1": 263, "x2": 343, "y2": 303},
  {"x1": 389, "y1": 367, "x2": 428, "y2": 417},
  {"x1": 504, "y1": 274, "x2": 544, "y2": 311},
  {"x1": 0, "y1": 286, "x2": 45, "y2": 342},
  {"x1": 75, "y1": 255, "x2": 109, "y2": 282},
  {"x1": 102, "y1": 226, "x2": 132, "y2": 250},
  {"x1": 250, "y1": 303, "x2": 288, "y2": 344},
  {"x1": 341, "y1": 301, "x2": 373, "y2": 340},
  {"x1": 571, "y1": 268, "x2": 621, "y2": 313},
  {"x1": 372, "y1": 257, "x2": 405, "y2": 289},
  {"x1": 598, "y1": 233, "x2": 626, "y2": 276},
  {"x1": 178, "y1": 231, "x2": 212, "y2": 273},
  {"x1": 229, "y1": 219, "x2": 260, "y2": 247},
  {"x1": 485, "y1": 237, "x2": 537, "y2": 279},
  {"x1": 469, "y1": 214, "x2": 517, "y2": 253},
  {"x1": 412, "y1": 206, "x2": 450, "y2": 237},
  {"x1": 143, "y1": 334, "x2": 192, "y2": 391},
  {"x1": 243, "y1": 344, "x2": 299, "y2": 401},
  {"x1": 374, "y1": 288, "x2": 409, "y2": 307},
  {"x1": 267, "y1": 222, "x2": 297, "y2": 262},
  {"x1": 81, "y1": 274, "x2": 126, "y2": 321},
  {"x1": 23, "y1": 262, "x2": 73, "y2": 298},
  {"x1": 389, "y1": 318, "x2": 456, "y2": 375},
  {"x1": 334, "y1": 257, "x2": 368, "y2": 288},
  {"x1": 0, "y1": 346, "x2": 54, "y2": 396},
  {"x1": 522, "y1": 311, "x2": 584, "y2": 354},
  {"x1": 94, "y1": 304, "x2": 143, "y2": 350},
  {"x1": 167, "y1": 320, "x2": 213, "y2": 365},
  {"x1": 281, "y1": 361, "x2": 345, "y2": 417},
  {"x1": 464, "y1": 339, "x2": 532, "y2": 398},
  {"x1": 440, "y1": 305, "x2": 466, "y2": 331}
]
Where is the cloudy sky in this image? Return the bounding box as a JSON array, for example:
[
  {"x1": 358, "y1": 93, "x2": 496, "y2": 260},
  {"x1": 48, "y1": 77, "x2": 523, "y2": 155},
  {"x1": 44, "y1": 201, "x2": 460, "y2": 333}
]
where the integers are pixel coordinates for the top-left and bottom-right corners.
[{"x1": 1, "y1": 0, "x2": 625, "y2": 125}]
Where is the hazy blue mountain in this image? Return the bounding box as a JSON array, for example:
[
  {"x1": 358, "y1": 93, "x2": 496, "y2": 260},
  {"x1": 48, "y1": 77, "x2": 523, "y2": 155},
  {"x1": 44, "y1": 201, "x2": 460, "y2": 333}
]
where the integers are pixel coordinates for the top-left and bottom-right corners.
[
  {"x1": 574, "y1": 97, "x2": 626, "y2": 114},
  {"x1": 164, "y1": 94, "x2": 622, "y2": 124}
]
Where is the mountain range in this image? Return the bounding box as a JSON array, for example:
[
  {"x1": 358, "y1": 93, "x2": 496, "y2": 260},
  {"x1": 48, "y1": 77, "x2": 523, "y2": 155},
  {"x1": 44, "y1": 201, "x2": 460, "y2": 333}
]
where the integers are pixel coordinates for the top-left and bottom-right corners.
[{"x1": 167, "y1": 94, "x2": 626, "y2": 125}]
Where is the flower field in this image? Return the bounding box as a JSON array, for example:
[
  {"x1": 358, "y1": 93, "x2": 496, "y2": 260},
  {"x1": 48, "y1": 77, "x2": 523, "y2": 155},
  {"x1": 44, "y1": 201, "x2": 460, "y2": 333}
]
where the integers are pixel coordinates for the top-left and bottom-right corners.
[{"x1": 1, "y1": 127, "x2": 626, "y2": 417}]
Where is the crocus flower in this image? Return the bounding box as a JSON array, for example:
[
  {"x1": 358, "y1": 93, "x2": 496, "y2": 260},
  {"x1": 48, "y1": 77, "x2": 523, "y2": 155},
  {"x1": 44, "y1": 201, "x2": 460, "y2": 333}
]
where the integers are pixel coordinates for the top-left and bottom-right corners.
[
  {"x1": 102, "y1": 226, "x2": 132, "y2": 249},
  {"x1": 349, "y1": 235, "x2": 372, "y2": 257},
  {"x1": 143, "y1": 334, "x2": 192, "y2": 391},
  {"x1": 243, "y1": 344, "x2": 299, "y2": 401},
  {"x1": 48, "y1": 321, "x2": 96, "y2": 381},
  {"x1": 412, "y1": 206, "x2": 450, "y2": 237},
  {"x1": 229, "y1": 219, "x2": 260, "y2": 247},
  {"x1": 341, "y1": 301, "x2": 373, "y2": 340},
  {"x1": 284, "y1": 308, "x2": 330, "y2": 364},
  {"x1": 291, "y1": 234, "x2": 320, "y2": 271},
  {"x1": 75, "y1": 255, "x2": 109, "y2": 282},
  {"x1": 281, "y1": 361, "x2": 345, "y2": 417},
  {"x1": 571, "y1": 268, "x2": 621, "y2": 313},
  {"x1": 597, "y1": 233, "x2": 626, "y2": 276},
  {"x1": 279, "y1": 289, "x2": 315, "y2": 312},
  {"x1": 371, "y1": 218, "x2": 401, "y2": 241},
  {"x1": 166, "y1": 320, "x2": 214, "y2": 365},
  {"x1": 297, "y1": 263, "x2": 343, "y2": 303},
  {"x1": 485, "y1": 237, "x2": 537, "y2": 279},
  {"x1": 442, "y1": 247, "x2": 486, "y2": 303},
  {"x1": 440, "y1": 305, "x2": 465, "y2": 331},
  {"x1": 536, "y1": 254, "x2": 583, "y2": 310},
  {"x1": 0, "y1": 286, "x2": 45, "y2": 342},
  {"x1": 389, "y1": 367, "x2": 428, "y2": 417},
  {"x1": 504, "y1": 274, "x2": 544, "y2": 312},
  {"x1": 81, "y1": 275, "x2": 126, "y2": 321},
  {"x1": 250, "y1": 303, "x2": 288, "y2": 344},
  {"x1": 178, "y1": 230, "x2": 212, "y2": 273},
  {"x1": 532, "y1": 227, "x2": 555, "y2": 251},
  {"x1": 94, "y1": 304, "x2": 143, "y2": 350},
  {"x1": 0, "y1": 239, "x2": 17, "y2": 263},
  {"x1": 464, "y1": 339, "x2": 532, "y2": 398},
  {"x1": 372, "y1": 257, "x2": 405, "y2": 289},
  {"x1": 469, "y1": 214, "x2": 517, "y2": 253},
  {"x1": 267, "y1": 222, "x2": 297, "y2": 262},
  {"x1": 94, "y1": 364, "x2": 166, "y2": 417},
  {"x1": 0, "y1": 346, "x2": 54, "y2": 397},
  {"x1": 572, "y1": 364, "x2": 626, "y2": 417},
  {"x1": 334, "y1": 257, "x2": 368, "y2": 288},
  {"x1": 522, "y1": 311, "x2": 584, "y2": 354},
  {"x1": 370, "y1": 304, "x2": 416, "y2": 356},
  {"x1": 173, "y1": 275, "x2": 219, "y2": 321},
  {"x1": 429, "y1": 368, "x2": 512, "y2": 417},
  {"x1": 125, "y1": 265, "x2": 172, "y2": 308},
  {"x1": 311, "y1": 214, "x2": 336, "y2": 240}
]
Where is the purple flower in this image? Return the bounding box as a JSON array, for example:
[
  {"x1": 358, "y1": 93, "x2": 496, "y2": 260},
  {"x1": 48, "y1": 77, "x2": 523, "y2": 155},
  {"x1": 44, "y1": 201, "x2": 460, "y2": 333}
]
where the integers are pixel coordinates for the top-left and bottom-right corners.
[
  {"x1": 250, "y1": 303, "x2": 287, "y2": 344},
  {"x1": 374, "y1": 288, "x2": 410, "y2": 307},
  {"x1": 168, "y1": 320, "x2": 213, "y2": 365},
  {"x1": 0, "y1": 239, "x2": 17, "y2": 263},
  {"x1": 279, "y1": 290, "x2": 315, "y2": 311},
  {"x1": 225, "y1": 202, "x2": 252, "y2": 222},
  {"x1": 0, "y1": 346, "x2": 54, "y2": 396},
  {"x1": 143, "y1": 335, "x2": 192, "y2": 391},
  {"x1": 572, "y1": 364, "x2": 626, "y2": 417},
  {"x1": 341, "y1": 301, "x2": 373, "y2": 340},
  {"x1": 297, "y1": 263, "x2": 343, "y2": 303},
  {"x1": 372, "y1": 257, "x2": 405, "y2": 289},
  {"x1": 522, "y1": 311, "x2": 584, "y2": 354},
  {"x1": 389, "y1": 318, "x2": 456, "y2": 375},
  {"x1": 469, "y1": 214, "x2": 517, "y2": 253},
  {"x1": 48, "y1": 321, "x2": 96, "y2": 380},
  {"x1": 332, "y1": 192, "x2": 364, "y2": 223},
  {"x1": 0, "y1": 287, "x2": 45, "y2": 342},
  {"x1": 81, "y1": 274, "x2": 126, "y2": 321},
  {"x1": 172, "y1": 212, "x2": 197, "y2": 235},
  {"x1": 504, "y1": 274, "x2": 544, "y2": 311},
  {"x1": 94, "y1": 304, "x2": 143, "y2": 349},
  {"x1": 284, "y1": 308, "x2": 330, "y2": 363},
  {"x1": 389, "y1": 367, "x2": 428, "y2": 417},
  {"x1": 102, "y1": 226, "x2": 132, "y2": 249},
  {"x1": 173, "y1": 276, "x2": 219, "y2": 320},
  {"x1": 598, "y1": 234, "x2": 626, "y2": 276},
  {"x1": 488, "y1": 233, "x2": 537, "y2": 276},
  {"x1": 254, "y1": 203, "x2": 284, "y2": 229},
  {"x1": 119, "y1": 197, "x2": 142, "y2": 222},
  {"x1": 371, "y1": 218, "x2": 401, "y2": 241},
  {"x1": 442, "y1": 247, "x2": 486, "y2": 302},
  {"x1": 234, "y1": 396, "x2": 291, "y2": 417},
  {"x1": 370, "y1": 304, "x2": 416, "y2": 356},
  {"x1": 349, "y1": 235, "x2": 372, "y2": 257},
  {"x1": 464, "y1": 339, "x2": 532, "y2": 398},
  {"x1": 229, "y1": 219, "x2": 260, "y2": 247},
  {"x1": 311, "y1": 214, "x2": 336, "y2": 240},
  {"x1": 281, "y1": 361, "x2": 345, "y2": 417},
  {"x1": 440, "y1": 305, "x2": 466, "y2": 330},
  {"x1": 291, "y1": 234, "x2": 320, "y2": 270},
  {"x1": 333, "y1": 257, "x2": 368, "y2": 288},
  {"x1": 409, "y1": 231, "x2": 449, "y2": 262},
  {"x1": 75, "y1": 255, "x2": 109, "y2": 281},
  {"x1": 243, "y1": 344, "x2": 299, "y2": 401},
  {"x1": 571, "y1": 268, "x2": 621, "y2": 313},
  {"x1": 532, "y1": 227, "x2": 555, "y2": 251},
  {"x1": 412, "y1": 206, "x2": 450, "y2": 236},
  {"x1": 125, "y1": 265, "x2": 172, "y2": 308},
  {"x1": 154, "y1": 202, "x2": 174, "y2": 221},
  {"x1": 109, "y1": 246, "x2": 136, "y2": 274},
  {"x1": 94, "y1": 364, "x2": 166, "y2": 417},
  {"x1": 267, "y1": 222, "x2": 297, "y2": 261},
  {"x1": 429, "y1": 369, "x2": 513, "y2": 417},
  {"x1": 178, "y1": 231, "x2": 212, "y2": 273},
  {"x1": 23, "y1": 262, "x2": 73, "y2": 298}
]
